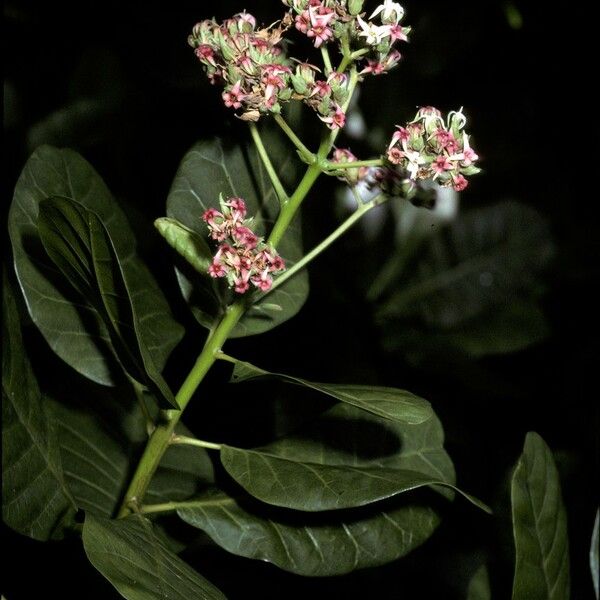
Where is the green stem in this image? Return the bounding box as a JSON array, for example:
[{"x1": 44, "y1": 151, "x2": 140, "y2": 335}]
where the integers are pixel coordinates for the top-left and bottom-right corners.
[
  {"x1": 249, "y1": 123, "x2": 288, "y2": 206},
  {"x1": 267, "y1": 162, "x2": 322, "y2": 246},
  {"x1": 267, "y1": 194, "x2": 388, "y2": 294},
  {"x1": 140, "y1": 497, "x2": 230, "y2": 515},
  {"x1": 117, "y1": 302, "x2": 245, "y2": 517},
  {"x1": 273, "y1": 114, "x2": 314, "y2": 163},
  {"x1": 323, "y1": 158, "x2": 383, "y2": 171},
  {"x1": 129, "y1": 377, "x2": 154, "y2": 436},
  {"x1": 321, "y1": 46, "x2": 333, "y2": 74},
  {"x1": 170, "y1": 435, "x2": 222, "y2": 450}
]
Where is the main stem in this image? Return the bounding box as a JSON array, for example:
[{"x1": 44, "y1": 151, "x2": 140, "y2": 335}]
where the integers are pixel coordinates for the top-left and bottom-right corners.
[{"x1": 118, "y1": 68, "x2": 360, "y2": 518}]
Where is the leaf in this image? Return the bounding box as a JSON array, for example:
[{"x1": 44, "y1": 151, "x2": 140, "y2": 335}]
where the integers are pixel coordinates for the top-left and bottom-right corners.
[
  {"x1": 9, "y1": 146, "x2": 183, "y2": 386},
  {"x1": 83, "y1": 513, "x2": 226, "y2": 600},
  {"x1": 179, "y1": 489, "x2": 441, "y2": 577},
  {"x1": 50, "y1": 396, "x2": 214, "y2": 518},
  {"x1": 166, "y1": 133, "x2": 308, "y2": 337},
  {"x1": 384, "y1": 299, "x2": 550, "y2": 361},
  {"x1": 154, "y1": 217, "x2": 213, "y2": 275},
  {"x1": 591, "y1": 509, "x2": 599, "y2": 600},
  {"x1": 376, "y1": 201, "x2": 554, "y2": 328},
  {"x1": 37, "y1": 196, "x2": 177, "y2": 408},
  {"x1": 2, "y1": 277, "x2": 76, "y2": 540},
  {"x1": 221, "y1": 444, "x2": 489, "y2": 512},
  {"x1": 179, "y1": 403, "x2": 482, "y2": 575},
  {"x1": 511, "y1": 432, "x2": 570, "y2": 600},
  {"x1": 467, "y1": 564, "x2": 491, "y2": 600},
  {"x1": 231, "y1": 359, "x2": 433, "y2": 424}
]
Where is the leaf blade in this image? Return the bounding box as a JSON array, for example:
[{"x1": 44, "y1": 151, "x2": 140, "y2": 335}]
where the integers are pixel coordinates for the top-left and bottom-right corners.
[
  {"x1": 511, "y1": 432, "x2": 570, "y2": 600},
  {"x1": 83, "y1": 513, "x2": 226, "y2": 600},
  {"x1": 2, "y1": 277, "x2": 77, "y2": 540}
]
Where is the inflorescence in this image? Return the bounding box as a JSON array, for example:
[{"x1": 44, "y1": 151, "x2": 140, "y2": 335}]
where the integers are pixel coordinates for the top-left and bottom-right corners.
[{"x1": 202, "y1": 196, "x2": 285, "y2": 294}]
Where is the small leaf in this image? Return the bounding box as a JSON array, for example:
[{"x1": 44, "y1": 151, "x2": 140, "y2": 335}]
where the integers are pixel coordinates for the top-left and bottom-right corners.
[
  {"x1": 2, "y1": 276, "x2": 76, "y2": 540},
  {"x1": 179, "y1": 489, "x2": 441, "y2": 577},
  {"x1": 83, "y1": 513, "x2": 226, "y2": 600},
  {"x1": 166, "y1": 133, "x2": 308, "y2": 337},
  {"x1": 9, "y1": 146, "x2": 183, "y2": 386},
  {"x1": 38, "y1": 196, "x2": 177, "y2": 408},
  {"x1": 154, "y1": 217, "x2": 213, "y2": 275},
  {"x1": 221, "y1": 444, "x2": 489, "y2": 512},
  {"x1": 592, "y1": 509, "x2": 599, "y2": 600},
  {"x1": 467, "y1": 564, "x2": 491, "y2": 600},
  {"x1": 511, "y1": 432, "x2": 570, "y2": 600},
  {"x1": 231, "y1": 359, "x2": 433, "y2": 424}
]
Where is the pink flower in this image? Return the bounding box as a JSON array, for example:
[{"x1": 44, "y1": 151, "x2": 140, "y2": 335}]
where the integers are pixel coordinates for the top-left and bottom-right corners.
[
  {"x1": 194, "y1": 44, "x2": 217, "y2": 67},
  {"x1": 311, "y1": 80, "x2": 331, "y2": 97},
  {"x1": 452, "y1": 173, "x2": 469, "y2": 191},
  {"x1": 208, "y1": 260, "x2": 226, "y2": 278},
  {"x1": 251, "y1": 269, "x2": 273, "y2": 291},
  {"x1": 232, "y1": 225, "x2": 259, "y2": 249},
  {"x1": 389, "y1": 125, "x2": 410, "y2": 148},
  {"x1": 234, "y1": 270, "x2": 251, "y2": 293},
  {"x1": 224, "y1": 197, "x2": 247, "y2": 219},
  {"x1": 306, "y1": 6, "x2": 336, "y2": 48},
  {"x1": 432, "y1": 155, "x2": 453, "y2": 174},
  {"x1": 360, "y1": 60, "x2": 385, "y2": 76},
  {"x1": 435, "y1": 129, "x2": 456, "y2": 149},
  {"x1": 319, "y1": 104, "x2": 346, "y2": 129},
  {"x1": 462, "y1": 147, "x2": 479, "y2": 165},
  {"x1": 235, "y1": 11, "x2": 256, "y2": 29},
  {"x1": 222, "y1": 81, "x2": 246, "y2": 109},
  {"x1": 202, "y1": 207, "x2": 221, "y2": 223},
  {"x1": 295, "y1": 10, "x2": 310, "y2": 34},
  {"x1": 387, "y1": 146, "x2": 404, "y2": 164},
  {"x1": 389, "y1": 24, "x2": 408, "y2": 42}
]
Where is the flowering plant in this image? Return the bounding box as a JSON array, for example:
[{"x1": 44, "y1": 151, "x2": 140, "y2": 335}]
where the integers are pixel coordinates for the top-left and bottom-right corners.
[{"x1": 4, "y1": 2, "x2": 576, "y2": 599}]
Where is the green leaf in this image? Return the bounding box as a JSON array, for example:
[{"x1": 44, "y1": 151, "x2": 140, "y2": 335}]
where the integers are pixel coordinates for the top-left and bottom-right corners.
[
  {"x1": 166, "y1": 134, "x2": 308, "y2": 337},
  {"x1": 231, "y1": 359, "x2": 433, "y2": 424},
  {"x1": 154, "y1": 217, "x2": 213, "y2": 275},
  {"x1": 9, "y1": 146, "x2": 183, "y2": 386},
  {"x1": 37, "y1": 196, "x2": 177, "y2": 408},
  {"x1": 511, "y1": 432, "x2": 570, "y2": 600},
  {"x1": 50, "y1": 396, "x2": 214, "y2": 518},
  {"x1": 221, "y1": 444, "x2": 489, "y2": 512},
  {"x1": 467, "y1": 564, "x2": 491, "y2": 600},
  {"x1": 591, "y1": 509, "x2": 599, "y2": 600},
  {"x1": 178, "y1": 489, "x2": 441, "y2": 576},
  {"x1": 180, "y1": 404, "x2": 486, "y2": 575},
  {"x1": 2, "y1": 277, "x2": 76, "y2": 540},
  {"x1": 83, "y1": 513, "x2": 226, "y2": 600},
  {"x1": 376, "y1": 201, "x2": 554, "y2": 328}
]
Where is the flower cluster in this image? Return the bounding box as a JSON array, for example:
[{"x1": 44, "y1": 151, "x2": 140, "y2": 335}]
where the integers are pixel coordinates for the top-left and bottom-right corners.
[
  {"x1": 189, "y1": 2, "x2": 410, "y2": 129},
  {"x1": 283, "y1": 0, "x2": 410, "y2": 77},
  {"x1": 202, "y1": 197, "x2": 285, "y2": 294},
  {"x1": 384, "y1": 107, "x2": 480, "y2": 192},
  {"x1": 329, "y1": 147, "x2": 369, "y2": 185},
  {"x1": 188, "y1": 12, "x2": 293, "y2": 122}
]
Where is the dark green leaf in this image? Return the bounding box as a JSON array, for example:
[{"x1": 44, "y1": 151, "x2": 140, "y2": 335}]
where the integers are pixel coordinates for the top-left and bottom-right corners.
[
  {"x1": 511, "y1": 432, "x2": 570, "y2": 600},
  {"x1": 83, "y1": 513, "x2": 226, "y2": 600},
  {"x1": 376, "y1": 201, "x2": 554, "y2": 328},
  {"x1": 2, "y1": 277, "x2": 76, "y2": 540},
  {"x1": 231, "y1": 359, "x2": 432, "y2": 424},
  {"x1": 179, "y1": 489, "x2": 441, "y2": 576},
  {"x1": 179, "y1": 403, "x2": 483, "y2": 575},
  {"x1": 467, "y1": 564, "x2": 491, "y2": 600},
  {"x1": 38, "y1": 196, "x2": 177, "y2": 408},
  {"x1": 221, "y1": 444, "x2": 489, "y2": 512},
  {"x1": 50, "y1": 397, "x2": 214, "y2": 518},
  {"x1": 9, "y1": 146, "x2": 183, "y2": 386},
  {"x1": 154, "y1": 217, "x2": 213, "y2": 275},
  {"x1": 591, "y1": 509, "x2": 599, "y2": 600},
  {"x1": 166, "y1": 134, "x2": 307, "y2": 337}
]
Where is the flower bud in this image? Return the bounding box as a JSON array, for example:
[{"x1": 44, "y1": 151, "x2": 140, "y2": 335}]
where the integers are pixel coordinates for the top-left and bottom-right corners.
[{"x1": 348, "y1": 0, "x2": 365, "y2": 16}]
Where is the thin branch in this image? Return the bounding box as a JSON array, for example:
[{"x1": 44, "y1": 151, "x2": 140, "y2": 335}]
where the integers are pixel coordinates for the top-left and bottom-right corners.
[
  {"x1": 249, "y1": 122, "x2": 288, "y2": 205},
  {"x1": 170, "y1": 434, "x2": 222, "y2": 451},
  {"x1": 273, "y1": 114, "x2": 314, "y2": 163}
]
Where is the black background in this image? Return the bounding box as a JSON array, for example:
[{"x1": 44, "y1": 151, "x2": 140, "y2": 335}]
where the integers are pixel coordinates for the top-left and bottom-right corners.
[{"x1": 3, "y1": 1, "x2": 597, "y2": 598}]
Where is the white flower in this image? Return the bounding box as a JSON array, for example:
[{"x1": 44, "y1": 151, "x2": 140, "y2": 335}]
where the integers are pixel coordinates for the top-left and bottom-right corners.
[
  {"x1": 356, "y1": 16, "x2": 391, "y2": 45},
  {"x1": 404, "y1": 149, "x2": 426, "y2": 179},
  {"x1": 369, "y1": 0, "x2": 405, "y2": 24}
]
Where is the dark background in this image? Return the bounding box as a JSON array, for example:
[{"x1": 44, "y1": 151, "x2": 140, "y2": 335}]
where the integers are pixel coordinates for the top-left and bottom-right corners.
[{"x1": 3, "y1": 1, "x2": 597, "y2": 598}]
